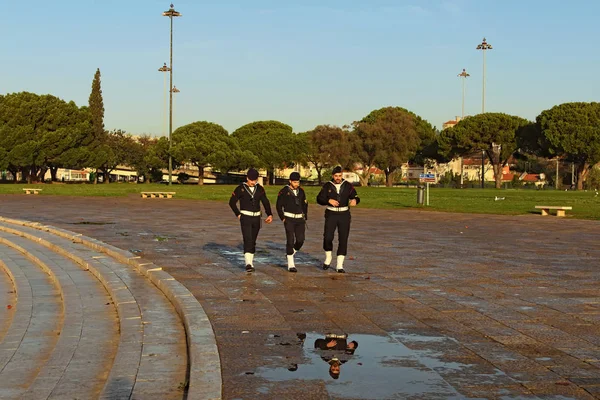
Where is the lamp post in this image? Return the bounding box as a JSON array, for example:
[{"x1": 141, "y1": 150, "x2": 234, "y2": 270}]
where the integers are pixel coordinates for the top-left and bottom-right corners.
[
  {"x1": 158, "y1": 63, "x2": 170, "y2": 138},
  {"x1": 457, "y1": 68, "x2": 470, "y2": 188},
  {"x1": 171, "y1": 86, "x2": 180, "y2": 124},
  {"x1": 457, "y1": 68, "x2": 470, "y2": 119},
  {"x1": 481, "y1": 149, "x2": 485, "y2": 189},
  {"x1": 163, "y1": 3, "x2": 181, "y2": 186},
  {"x1": 476, "y1": 38, "x2": 492, "y2": 113}
]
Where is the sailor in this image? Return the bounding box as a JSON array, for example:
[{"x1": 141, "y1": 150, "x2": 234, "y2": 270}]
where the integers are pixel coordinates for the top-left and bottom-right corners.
[
  {"x1": 276, "y1": 171, "x2": 308, "y2": 272},
  {"x1": 316, "y1": 166, "x2": 360, "y2": 273},
  {"x1": 229, "y1": 168, "x2": 273, "y2": 272}
]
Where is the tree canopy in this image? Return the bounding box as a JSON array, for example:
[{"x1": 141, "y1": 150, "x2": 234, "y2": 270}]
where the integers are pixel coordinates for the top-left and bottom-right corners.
[
  {"x1": 172, "y1": 121, "x2": 256, "y2": 184},
  {"x1": 438, "y1": 113, "x2": 531, "y2": 188},
  {"x1": 354, "y1": 107, "x2": 432, "y2": 186},
  {"x1": 232, "y1": 120, "x2": 296, "y2": 184},
  {"x1": 297, "y1": 125, "x2": 354, "y2": 184},
  {"x1": 536, "y1": 102, "x2": 600, "y2": 189},
  {"x1": 0, "y1": 92, "x2": 91, "y2": 182}
]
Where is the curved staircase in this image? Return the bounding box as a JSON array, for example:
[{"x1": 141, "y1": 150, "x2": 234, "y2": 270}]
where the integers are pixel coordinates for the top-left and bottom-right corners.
[{"x1": 0, "y1": 217, "x2": 221, "y2": 400}]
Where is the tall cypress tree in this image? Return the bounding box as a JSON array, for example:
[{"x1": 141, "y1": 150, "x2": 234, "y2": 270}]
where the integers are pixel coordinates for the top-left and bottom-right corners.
[
  {"x1": 89, "y1": 68, "x2": 104, "y2": 139},
  {"x1": 88, "y1": 68, "x2": 107, "y2": 183}
]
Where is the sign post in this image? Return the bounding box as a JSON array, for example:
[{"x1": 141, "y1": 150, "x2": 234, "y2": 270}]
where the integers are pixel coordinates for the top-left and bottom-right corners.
[{"x1": 419, "y1": 173, "x2": 435, "y2": 206}]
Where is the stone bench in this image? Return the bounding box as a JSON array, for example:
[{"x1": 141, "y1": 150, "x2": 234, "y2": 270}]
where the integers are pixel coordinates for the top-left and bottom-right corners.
[
  {"x1": 22, "y1": 188, "x2": 42, "y2": 195},
  {"x1": 140, "y1": 191, "x2": 176, "y2": 199},
  {"x1": 535, "y1": 205, "x2": 572, "y2": 217}
]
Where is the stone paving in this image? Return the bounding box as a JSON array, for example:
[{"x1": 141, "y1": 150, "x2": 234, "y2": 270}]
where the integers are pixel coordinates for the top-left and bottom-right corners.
[{"x1": 1, "y1": 194, "x2": 600, "y2": 399}]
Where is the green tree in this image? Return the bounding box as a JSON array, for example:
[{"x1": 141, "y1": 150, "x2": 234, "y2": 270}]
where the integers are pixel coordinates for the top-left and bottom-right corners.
[
  {"x1": 145, "y1": 137, "x2": 171, "y2": 182},
  {"x1": 231, "y1": 120, "x2": 297, "y2": 184},
  {"x1": 297, "y1": 125, "x2": 354, "y2": 184},
  {"x1": 439, "y1": 113, "x2": 531, "y2": 189},
  {"x1": 536, "y1": 102, "x2": 600, "y2": 190},
  {"x1": 87, "y1": 68, "x2": 109, "y2": 183},
  {"x1": 0, "y1": 92, "x2": 91, "y2": 183},
  {"x1": 354, "y1": 107, "x2": 432, "y2": 187},
  {"x1": 172, "y1": 121, "x2": 234, "y2": 185}
]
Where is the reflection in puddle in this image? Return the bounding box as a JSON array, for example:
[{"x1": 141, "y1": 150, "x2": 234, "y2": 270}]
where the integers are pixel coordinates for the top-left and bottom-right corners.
[{"x1": 255, "y1": 332, "x2": 475, "y2": 399}]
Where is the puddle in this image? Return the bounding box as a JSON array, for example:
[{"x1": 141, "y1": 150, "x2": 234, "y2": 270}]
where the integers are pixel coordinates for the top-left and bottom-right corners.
[
  {"x1": 255, "y1": 332, "x2": 490, "y2": 399},
  {"x1": 71, "y1": 221, "x2": 115, "y2": 225},
  {"x1": 204, "y1": 241, "x2": 323, "y2": 269}
]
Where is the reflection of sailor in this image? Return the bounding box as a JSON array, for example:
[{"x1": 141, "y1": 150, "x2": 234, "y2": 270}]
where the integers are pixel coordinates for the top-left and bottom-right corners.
[{"x1": 314, "y1": 336, "x2": 359, "y2": 379}]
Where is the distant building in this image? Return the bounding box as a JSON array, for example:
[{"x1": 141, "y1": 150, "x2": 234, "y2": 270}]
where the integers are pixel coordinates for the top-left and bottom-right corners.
[{"x1": 442, "y1": 116, "x2": 462, "y2": 130}]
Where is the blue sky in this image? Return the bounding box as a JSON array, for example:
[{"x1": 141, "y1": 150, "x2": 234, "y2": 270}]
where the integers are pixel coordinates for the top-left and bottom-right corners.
[{"x1": 1, "y1": 0, "x2": 599, "y2": 135}]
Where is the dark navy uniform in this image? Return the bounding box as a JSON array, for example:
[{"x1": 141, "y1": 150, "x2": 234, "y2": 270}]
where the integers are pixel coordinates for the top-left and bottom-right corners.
[
  {"x1": 229, "y1": 169, "x2": 272, "y2": 271},
  {"x1": 316, "y1": 169, "x2": 360, "y2": 271},
  {"x1": 276, "y1": 184, "x2": 308, "y2": 256}
]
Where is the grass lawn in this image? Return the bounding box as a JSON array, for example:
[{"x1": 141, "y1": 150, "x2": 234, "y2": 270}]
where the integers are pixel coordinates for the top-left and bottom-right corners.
[{"x1": 2, "y1": 183, "x2": 599, "y2": 220}]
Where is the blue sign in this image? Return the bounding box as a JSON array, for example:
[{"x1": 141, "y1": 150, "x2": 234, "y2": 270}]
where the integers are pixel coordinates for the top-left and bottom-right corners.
[{"x1": 419, "y1": 173, "x2": 435, "y2": 179}]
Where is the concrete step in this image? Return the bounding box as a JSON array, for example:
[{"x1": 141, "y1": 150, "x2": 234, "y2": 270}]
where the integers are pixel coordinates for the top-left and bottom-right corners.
[
  {"x1": 0, "y1": 245, "x2": 62, "y2": 399},
  {"x1": 6, "y1": 227, "x2": 189, "y2": 399},
  {"x1": 0, "y1": 221, "x2": 190, "y2": 399},
  {"x1": 0, "y1": 217, "x2": 222, "y2": 400},
  {"x1": 0, "y1": 262, "x2": 17, "y2": 343},
  {"x1": 0, "y1": 232, "x2": 120, "y2": 400}
]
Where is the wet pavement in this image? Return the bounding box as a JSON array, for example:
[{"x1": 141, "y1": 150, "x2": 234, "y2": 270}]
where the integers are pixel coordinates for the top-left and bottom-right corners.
[{"x1": 1, "y1": 194, "x2": 600, "y2": 399}]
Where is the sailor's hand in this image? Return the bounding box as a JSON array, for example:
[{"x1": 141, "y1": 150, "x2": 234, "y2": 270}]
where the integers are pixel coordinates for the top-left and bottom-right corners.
[
  {"x1": 265, "y1": 215, "x2": 273, "y2": 224},
  {"x1": 349, "y1": 199, "x2": 357, "y2": 206},
  {"x1": 326, "y1": 339, "x2": 337, "y2": 348},
  {"x1": 238, "y1": 215, "x2": 241, "y2": 219},
  {"x1": 328, "y1": 199, "x2": 340, "y2": 207}
]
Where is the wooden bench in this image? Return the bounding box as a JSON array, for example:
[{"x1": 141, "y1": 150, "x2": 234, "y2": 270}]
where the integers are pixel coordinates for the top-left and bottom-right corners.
[
  {"x1": 535, "y1": 205, "x2": 572, "y2": 217},
  {"x1": 23, "y1": 188, "x2": 42, "y2": 195},
  {"x1": 140, "y1": 191, "x2": 176, "y2": 199}
]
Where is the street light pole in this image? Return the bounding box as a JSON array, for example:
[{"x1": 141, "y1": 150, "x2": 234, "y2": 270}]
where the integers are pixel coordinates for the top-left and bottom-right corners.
[
  {"x1": 476, "y1": 38, "x2": 492, "y2": 113},
  {"x1": 158, "y1": 63, "x2": 171, "y2": 138},
  {"x1": 163, "y1": 4, "x2": 181, "y2": 186},
  {"x1": 481, "y1": 149, "x2": 485, "y2": 189},
  {"x1": 456, "y1": 68, "x2": 470, "y2": 188},
  {"x1": 457, "y1": 68, "x2": 470, "y2": 119}
]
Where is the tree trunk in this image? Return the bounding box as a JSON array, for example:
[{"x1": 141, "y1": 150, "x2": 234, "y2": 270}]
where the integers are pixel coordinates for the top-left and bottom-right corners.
[
  {"x1": 315, "y1": 165, "x2": 323, "y2": 185},
  {"x1": 358, "y1": 171, "x2": 369, "y2": 187},
  {"x1": 493, "y1": 163, "x2": 503, "y2": 189},
  {"x1": 94, "y1": 169, "x2": 98, "y2": 184},
  {"x1": 385, "y1": 169, "x2": 394, "y2": 187},
  {"x1": 38, "y1": 166, "x2": 48, "y2": 182},
  {"x1": 576, "y1": 161, "x2": 590, "y2": 190},
  {"x1": 8, "y1": 168, "x2": 17, "y2": 182},
  {"x1": 197, "y1": 165, "x2": 204, "y2": 185},
  {"x1": 266, "y1": 169, "x2": 274, "y2": 185},
  {"x1": 50, "y1": 167, "x2": 58, "y2": 182},
  {"x1": 103, "y1": 170, "x2": 110, "y2": 183}
]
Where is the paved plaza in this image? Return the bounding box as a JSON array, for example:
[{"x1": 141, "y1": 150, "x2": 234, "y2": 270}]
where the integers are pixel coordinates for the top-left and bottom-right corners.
[{"x1": 1, "y1": 194, "x2": 600, "y2": 399}]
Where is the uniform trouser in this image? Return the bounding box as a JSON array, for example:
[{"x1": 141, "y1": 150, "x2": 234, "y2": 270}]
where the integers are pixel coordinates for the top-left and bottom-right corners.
[
  {"x1": 240, "y1": 215, "x2": 261, "y2": 254},
  {"x1": 284, "y1": 218, "x2": 306, "y2": 255},
  {"x1": 323, "y1": 211, "x2": 351, "y2": 256}
]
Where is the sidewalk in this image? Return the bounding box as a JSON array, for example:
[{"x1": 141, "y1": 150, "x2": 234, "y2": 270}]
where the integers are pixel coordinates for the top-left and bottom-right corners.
[{"x1": 1, "y1": 194, "x2": 599, "y2": 399}]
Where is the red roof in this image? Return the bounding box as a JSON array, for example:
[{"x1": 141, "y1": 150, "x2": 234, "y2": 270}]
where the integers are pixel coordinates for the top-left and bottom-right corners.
[{"x1": 522, "y1": 173, "x2": 540, "y2": 182}]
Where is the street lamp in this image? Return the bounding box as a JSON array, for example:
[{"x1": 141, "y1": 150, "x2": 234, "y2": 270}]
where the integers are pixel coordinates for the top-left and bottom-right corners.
[
  {"x1": 476, "y1": 38, "x2": 492, "y2": 113},
  {"x1": 158, "y1": 63, "x2": 171, "y2": 138},
  {"x1": 171, "y1": 86, "x2": 180, "y2": 122},
  {"x1": 457, "y1": 68, "x2": 470, "y2": 188},
  {"x1": 457, "y1": 68, "x2": 470, "y2": 119},
  {"x1": 163, "y1": 3, "x2": 181, "y2": 186}
]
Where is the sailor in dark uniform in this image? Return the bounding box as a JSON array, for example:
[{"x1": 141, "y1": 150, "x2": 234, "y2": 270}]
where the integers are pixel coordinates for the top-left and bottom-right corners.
[
  {"x1": 276, "y1": 171, "x2": 308, "y2": 273},
  {"x1": 229, "y1": 168, "x2": 273, "y2": 272},
  {"x1": 316, "y1": 166, "x2": 360, "y2": 273}
]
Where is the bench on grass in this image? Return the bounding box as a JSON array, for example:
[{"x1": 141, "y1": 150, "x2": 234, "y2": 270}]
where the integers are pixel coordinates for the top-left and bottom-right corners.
[
  {"x1": 23, "y1": 188, "x2": 42, "y2": 195},
  {"x1": 535, "y1": 205, "x2": 572, "y2": 217},
  {"x1": 140, "y1": 191, "x2": 176, "y2": 199}
]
